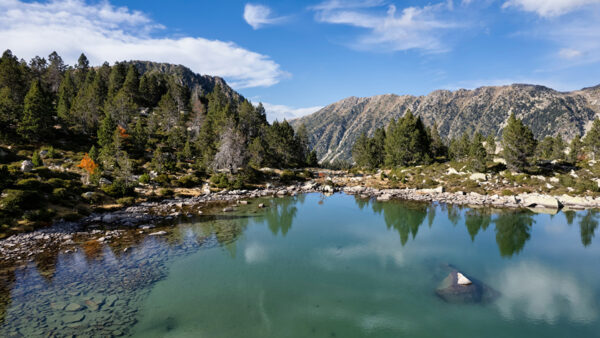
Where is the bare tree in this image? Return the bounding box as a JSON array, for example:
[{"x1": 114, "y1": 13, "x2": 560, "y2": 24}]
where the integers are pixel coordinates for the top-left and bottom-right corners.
[{"x1": 212, "y1": 124, "x2": 247, "y2": 173}]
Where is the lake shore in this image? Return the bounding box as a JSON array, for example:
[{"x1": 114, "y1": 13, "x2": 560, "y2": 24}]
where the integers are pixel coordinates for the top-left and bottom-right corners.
[{"x1": 2, "y1": 177, "x2": 599, "y2": 265}]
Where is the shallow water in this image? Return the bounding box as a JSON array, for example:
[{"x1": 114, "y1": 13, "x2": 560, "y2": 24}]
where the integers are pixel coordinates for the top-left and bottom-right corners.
[{"x1": 1, "y1": 193, "x2": 600, "y2": 337}]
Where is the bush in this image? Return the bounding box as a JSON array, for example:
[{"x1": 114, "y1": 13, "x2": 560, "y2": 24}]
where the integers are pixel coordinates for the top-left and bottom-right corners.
[
  {"x1": 154, "y1": 174, "x2": 170, "y2": 186},
  {"x1": 15, "y1": 178, "x2": 52, "y2": 193},
  {"x1": 101, "y1": 180, "x2": 135, "y2": 198},
  {"x1": 280, "y1": 170, "x2": 298, "y2": 184},
  {"x1": 0, "y1": 189, "x2": 41, "y2": 212},
  {"x1": 32, "y1": 151, "x2": 43, "y2": 167},
  {"x1": 46, "y1": 178, "x2": 68, "y2": 188},
  {"x1": 22, "y1": 208, "x2": 55, "y2": 222},
  {"x1": 139, "y1": 173, "x2": 150, "y2": 184},
  {"x1": 52, "y1": 187, "x2": 68, "y2": 200},
  {"x1": 177, "y1": 175, "x2": 199, "y2": 188},
  {"x1": 210, "y1": 173, "x2": 230, "y2": 189},
  {"x1": 158, "y1": 188, "x2": 174, "y2": 197},
  {"x1": 116, "y1": 196, "x2": 136, "y2": 206},
  {"x1": 501, "y1": 189, "x2": 513, "y2": 196}
]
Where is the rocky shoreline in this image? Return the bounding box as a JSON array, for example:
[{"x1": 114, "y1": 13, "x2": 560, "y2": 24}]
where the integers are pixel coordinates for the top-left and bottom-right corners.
[{"x1": 2, "y1": 179, "x2": 599, "y2": 264}]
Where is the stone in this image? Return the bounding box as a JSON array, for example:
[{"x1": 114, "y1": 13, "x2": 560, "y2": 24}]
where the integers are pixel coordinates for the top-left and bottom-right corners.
[
  {"x1": 522, "y1": 195, "x2": 561, "y2": 209},
  {"x1": 223, "y1": 207, "x2": 234, "y2": 212},
  {"x1": 98, "y1": 178, "x2": 112, "y2": 186},
  {"x1": 469, "y1": 173, "x2": 487, "y2": 181},
  {"x1": 50, "y1": 302, "x2": 66, "y2": 311},
  {"x1": 149, "y1": 231, "x2": 167, "y2": 236},
  {"x1": 377, "y1": 193, "x2": 392, "y2": 201},
  {"x1": 558, "y1": 195, "x2": 591, "y2": 207},
  {"x1": 85, "y1": 300, "x2": 99, "y2": 311},
  {"x1": 258, "y1": 203, "x2": 266, "y2": 208},
  {"x1": 65, "y1": 303, "x2": 82, "y2": 312},
  {"x1": 457, "y1": 272, "x2": 472, "y2": 285},
  {"x1": 20, "y1": 160, "x2": 33, "y2": 172},
  {"x1": 63, "y1": 313, "x2": 85, "y2": 323},
  {"x1": 435, "y1": 268, "x2": 500, "y2": 304},
  {"x1": 239, "y1": 200, "x2": 249, "y2": 205},
  {"x1": 106, "y1": 295, "x2": 118, "y2": 307}
]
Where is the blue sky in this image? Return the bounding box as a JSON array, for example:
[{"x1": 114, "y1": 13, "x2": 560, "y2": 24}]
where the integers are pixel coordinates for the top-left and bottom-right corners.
[{"x1": 1, "y1": 0, "x2": 600, "y2": 120}]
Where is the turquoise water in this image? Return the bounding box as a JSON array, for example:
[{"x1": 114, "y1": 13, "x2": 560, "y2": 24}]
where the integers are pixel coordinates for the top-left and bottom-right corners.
[{"x1": 2, "y1": 193, "x2": 600, "y2": 337}]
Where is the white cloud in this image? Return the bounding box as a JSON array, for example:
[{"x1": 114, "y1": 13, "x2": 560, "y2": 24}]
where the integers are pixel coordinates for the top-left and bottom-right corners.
[
  {"x1": 243, "y1": 3, "x2": 286, "y2": 29},
  {"x1": 244, "y1": 242, "x2": 268, "y2": 264},
  {"x1": 311, "y1": 0, "x2": 460, "y2": 52},
  {"x1": 495, "y1": 262, "x2": 597, "y2": 323},
  {"x1": 0, "y1": 0, "x2": 287, "y2": 88},
  {"x1": 260, "y1": 102, "x2": 323, "y2": 122},
  {"x1": 503, "y1": 0, "x2": 600, "y2": 17},
  {"x1": 559, "y1": 48, "x2": 583, "y2": 59}
]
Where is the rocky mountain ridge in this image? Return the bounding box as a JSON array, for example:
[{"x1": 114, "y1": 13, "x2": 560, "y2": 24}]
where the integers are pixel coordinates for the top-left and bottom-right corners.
[{"x1": 291, "y1": 83, "x2": 600, "y2": 163}]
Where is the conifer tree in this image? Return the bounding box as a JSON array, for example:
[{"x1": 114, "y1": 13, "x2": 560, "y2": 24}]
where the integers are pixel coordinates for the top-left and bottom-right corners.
[
  {"x1": 17, "y1": 80, "x2": 51, "y2": 140},
  {"x1": 97, "y1": 112, "x2": 116, "y2": 149},
  {"x1": 0, "y1": 86, "x2": 20, "y2": 132},
  {"x1": 384, "y1": 110, "x2": 431, "y2": 167},
  {"x1": 469, "y1": 132, "x2": 487, "y2": 172},
  {"x1": 352, "y1": 133, "x2": 371, "y2": 168},
  {"x1": 122, "y1": 64, "x2": 140, "y2": 103},
  {"x1": 429, "y1": 122, "x2": 446, "y2": 159},
  {"x1": 485, "y1": 133, "x2": 496, "y2": 160},
  {"x1": 32, "y1": 150, "x2": 43, "y2": 167},
  {"x1": 45, "y1": 51, "x2": 65, "y2": 95},
  {"x1": 75, "y1": 53, "x2": 89, "y2": 87},
  {"x1": 131, "y1": 118, "x2": 147, "y2": 153},
  {"x1": 56, "y1": 72, "x2": 75, "y2": 123},
  {"x1": 584, "y1": 119, "x2": 600, "y2": 161},
  {"x1": 501, "y1": 113, "x2": 537, "y2": 171},
  {"x1": 306, "y1": 150, "x2": 319, "y2": 167},
  {"x1": 568, "y1": 135, "x2": 583, "y2": 164}
]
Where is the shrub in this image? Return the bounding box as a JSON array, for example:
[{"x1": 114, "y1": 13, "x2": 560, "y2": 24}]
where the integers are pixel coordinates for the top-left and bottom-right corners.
[
  {"x1": 158, "y1": 188, "x2": 174, "y2": 197},
  {"x1": 177, "y1": 175, "x2": 199, "y2": 188},
  {"x1": 139, "y1": 173, "x2": 150, "y2": 184},
  {"x1": 32, "y1": 151, "x2": 43, "y2": 167},
  {"x1": 0, "y1": 189, "x2": 40, "y2": 212},
  {"x1": 46, "y1": 178, "x2": 68, "y2": 188},
  {"x1": 116, "y1": 196, "x2": 136, "y2": 206},
  {"x1": 501, "y1": 189, "x2": 513, "y2": 196},
  {"x1": 52, "y1": 187, "x2": 68, "y2": 200},
  {"x1": 101, "y1": 180, "x2": 135, "y2": 198},
  {"x1": 210, "y1": 173, "x2": 230, "y2": 189},
  {"x1": 16, "y1": 178, "x2": 51, "y2": 192},
  {"x1": 153, "y1": 174, "x2": 170, "y2": 186},
  {"x1": 22, "y1": 208, "x2": 55, "y2": 222},
  {"x1": 280, "y1": 170, "x2": 298, "y2": 184}
]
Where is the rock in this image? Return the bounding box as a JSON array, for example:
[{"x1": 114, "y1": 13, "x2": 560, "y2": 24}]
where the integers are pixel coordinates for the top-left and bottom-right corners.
[
  {"x1": 39, "y1": 150, "x2": 48, "y2": 158},
  {"x1": 222, "y1": 207, "x2": 234, "y2": 212},
  {"x1": 522, "y1": 195, "x2": 561, "y2": 209},
  {"x1": 446, "y1": 168, "x2": 459, "y2": 175},
  {"x1": 65, "y1": 303, "x2": 82, "y2": 312},
  {"x1": 549, "y1": 177, "x2": 560, "y2": 183},
  {"x1": 469, "y1": 173, "x2": 487, "y2": 181},
  {"x1": 98, "y1": 178, "x2": 112, "y2": 186},
  {"x1": 20, "y1": 160, "x2": 33, "y2": 172},
  {"x1": 50, "y1": 302, "x2": 66, "y2": 311},
  {"x1": 102, "y1": 214, "x2": 115, "y2": 223},
  {"x1": 81, "y1": 192, "x2": 95, "y2": 199},
  {"x1": 258, "y1": 203, "x2": 266, "y2": 208},
  {"x1": 149, "y1": 231, "x2": 167, "y2": 236},
  {"x1": 276, "y1": 190, "x2": 287, "y2": 196},
  {"x1": 420, "y1": 186, "x2": 444, "y2": 194},
  {"x1": 239, "y1": 200, "x2": 249, "y2": 205},
  {"x1": 63, "y1": 313, "x2": 85, "y2": 323},
  {"x1": 435, "y1": 269, "x2": 500, "y2": 304},
  {"x1": 377, "y1": 193, "x2": 392, "y2": 201},
  {"x1": 457, "y1": 272, "x2": 472, "y2": 285}
]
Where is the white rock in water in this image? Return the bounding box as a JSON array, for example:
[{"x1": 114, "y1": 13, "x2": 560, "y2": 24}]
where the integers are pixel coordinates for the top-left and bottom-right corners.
[
  {"x1": 149, "y1": 231, "x2": 167, "y2": 236},
  {"x1": 457, "y1": 272, "x2": 472, "y2": 285}
]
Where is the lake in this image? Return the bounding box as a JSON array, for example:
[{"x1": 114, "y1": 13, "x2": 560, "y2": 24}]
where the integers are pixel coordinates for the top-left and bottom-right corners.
[{"x1": 1, "y1": 193, "x2": 599, "y2": 337}]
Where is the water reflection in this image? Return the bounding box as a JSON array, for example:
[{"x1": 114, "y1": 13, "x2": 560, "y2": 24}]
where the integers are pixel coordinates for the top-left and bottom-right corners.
[
  {"x1": 464, "y1": 209, "x2": 492, "y2": 241},
  {"x1": 371, "y1": 200, "x2": 429, "y2": 246},
  {"x1": 578, "y1": 210, "x2": 599, "y2": 247},
  {"x1": 494, "y1": 211, "x2": 535, "y2": 257},
  {"x1": 255, "y1": 197, "x2": 299, "y2": 237}
]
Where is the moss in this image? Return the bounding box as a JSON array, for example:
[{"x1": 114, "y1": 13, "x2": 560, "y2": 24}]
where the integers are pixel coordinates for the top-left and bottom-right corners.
[
  {"x1": 116, "y1": 196, "x2": 136, "y2": 206},
  {"x1": 139, "y1": 173, "x2": 150, "y2": 184},
  {"x1": 177, "y1": 175, "x2": 199, "y2": 188},
  {"x1": 15, "y1": 178, "x2": 51, "y2": 192},
  {"x1": 0, "y1": 189, "x2": 42, "y2": 212},
  {"x1": 158, "y1": 188, "x2": 174, "y2": 197}
]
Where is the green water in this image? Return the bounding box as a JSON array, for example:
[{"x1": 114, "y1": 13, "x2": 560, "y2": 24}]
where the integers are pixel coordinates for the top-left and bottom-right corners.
[{"x1": 2, "y1": 193, "x2": 600, "y2": 337}]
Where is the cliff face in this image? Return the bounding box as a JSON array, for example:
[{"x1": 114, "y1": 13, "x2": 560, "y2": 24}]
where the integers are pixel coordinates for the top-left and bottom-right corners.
[{"x1": 291, "y1": 84, "x2": 600, "y2": 163}]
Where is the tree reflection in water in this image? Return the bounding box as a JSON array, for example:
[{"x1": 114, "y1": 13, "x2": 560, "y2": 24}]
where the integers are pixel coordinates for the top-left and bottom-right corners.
[
  {"x1": 578, "y1": 210, "x2": 599, "y2": 247},
  {"x1": 494, "y1": 210, "x2": 535, "y2": 257},
  {"x1": 465, "y1": 209, "x2": 492, "y2": 242},
  {"x1": 255, "y1": 197, "x2": 299, "y2": 237},
  {"x1": 371, "y1": 199, "x2": 429, "y2": 246}
]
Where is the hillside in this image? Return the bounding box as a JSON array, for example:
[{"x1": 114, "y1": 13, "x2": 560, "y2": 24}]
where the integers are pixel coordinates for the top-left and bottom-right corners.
[{"x1": 291, "y1": 84, "x2": 600, "y2": 163}]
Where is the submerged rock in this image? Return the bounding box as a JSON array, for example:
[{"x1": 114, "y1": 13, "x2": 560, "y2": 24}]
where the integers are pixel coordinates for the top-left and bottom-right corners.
[{"x1": 435, "y1": 269, "x2": 500, "y2": 304}]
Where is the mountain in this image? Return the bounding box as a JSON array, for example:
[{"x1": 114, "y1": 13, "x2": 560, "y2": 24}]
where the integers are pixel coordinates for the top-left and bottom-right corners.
[
  {"x1": 291, "y1": 84, "x2": 600, "y2": 163},
  {"x1": 127, "y1": 60, "x2": 243, "y2": 102}
]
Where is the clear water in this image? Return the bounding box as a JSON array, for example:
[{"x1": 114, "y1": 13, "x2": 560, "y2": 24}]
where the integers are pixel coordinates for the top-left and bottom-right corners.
[{"x1": 1, "y1": 193, "x2": 600, "y2": 337}]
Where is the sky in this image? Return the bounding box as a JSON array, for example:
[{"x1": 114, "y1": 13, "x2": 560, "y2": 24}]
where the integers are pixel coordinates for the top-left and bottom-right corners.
[{"x1": 1, "y1": 0, "x2": 600, "y2": 121}]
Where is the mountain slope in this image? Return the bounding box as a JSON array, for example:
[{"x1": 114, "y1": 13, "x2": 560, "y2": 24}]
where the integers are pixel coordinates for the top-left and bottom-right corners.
[{"x1": 291, "y1": 84, "x2": 600, "y2": 163}]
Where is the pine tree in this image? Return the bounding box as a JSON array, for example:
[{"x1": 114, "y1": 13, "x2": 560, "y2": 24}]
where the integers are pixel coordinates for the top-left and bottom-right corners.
[
  {"x1": 0, "y1": 50, "x2": 28, "y2": 107},
  {"x1": 584, "y1": 119, "x2": 600, "y2": 161},
  {"x1": 469, "y1": 132, "x2": 487, "y2": 172},
  {"x1": 75, "y1": 53, "x2": 89, "y2": 87},
  {"x1": 501, "y1": 113, "x2": 537, "y2": 172},
  {"x1": 132, "y1": 118, "x2": 147, "y2": 153},
  {"x1": 384, "y1": 110, "x2": 431, "y2": 167},
  {"x1": 56, "y1": 72, "x2": 75, "y2": 123},
  {"x1": 97, "y1": 112, "x2": 116, "y2": 149},
  {"x1": 551, "y1": 136, "x2": 566, "y2": 161},
  {"x1": 0, "y1": 86, "x2": 20, "y2": 132},
  {"x1": 104, "y1": 89, "x2": 137, "y2": 126},
  {"x1": 352, "y1": 133, "x2": 371, "y2": 168},
  {"x1": 536, "y1": 136, "x2": 555, "y2": 160},
  {"x1": 45, "y1": 51, "x2": 65, "y2": 95},
  {"x1": 89, "y1": 145, "x2": 99, "y2": 162},
  {"x1": 122, "y1": 64, "x2": 140, "y2": 103},
  {"x1": 568, "y1": 135, "x2": 583, "y2": 163},
  {"x1": 306, "y1": 150, "x2": 319, "y2": 167},
  {"x1": 32, "y1": 150, "x2": 43, "y2": 167},
  {"x1": 17, "y1": 80, "x2": 51, "y2": 140},
  {"x1": 429, "y1": 122, "x2": 446, "y2": 159},
  {"x1": 485, "y1": 133, "x2": 496, "y2": 160},
  {"x1": 156, "y1": 90, "x2": 179, "y2": 132},
  {"x1": 107, "y1": 62, "x2": 127, "y2": 99}
]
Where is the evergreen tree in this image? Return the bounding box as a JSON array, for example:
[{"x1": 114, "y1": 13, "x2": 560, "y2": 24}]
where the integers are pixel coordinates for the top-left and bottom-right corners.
[
  {"x1": 370, "y1": 127, "x2": 386, "y2": 168},
  {"x1": 0, "y1": 86, "x2": 20, "y2": 132},
  {"x1": 122, "y1": 64, "x2": 140, "y2": 103},
  {"x1": 306, "y1": 150, "x2": 319, "y2": 167},
  {"x1": 17, "y1": 80, "x2": 51, "y2": 140},
  {"x1": 32, "y1": 150, "x2": 43, "y2": 167},
  {"x1": 485, "y1": 133, "x2": 496, "y2": 160},
  {"x1": 551, "y1": 136, "x2": 566, "y2": 161},
  {"x1": 469, "y1": 132, "x2": 487, "y2": 172},
  {"x1": 501, "y1": 113, "x2": 537, "y2": 172},
  {"x1": 384, "y1": 110, "x2": 431, "y2": 167},
  {"x1": 568, "y1": 135, "x2": 583, "y2": 164},
  {"x1": 45, "y1": 51, "x2": 65, "y2": 95},
  {"x1": 0, "y1": 50, "x2": 28, "y2": 107},
  {"x1": 536, "y1": 136, "x2": 555, "y2": 160},
  {"x1": 584, "y1": 119, "x2": 600, "y2": 161},
  {"x1": 352, "y1": 133, "x2": 371, "y2": 168},
  {"x1": 248, "y1": 136, "x2": 269, "y2": 168},
  {"x1": 97, "y1": 112, "x2": 116, "y2": 149},
  {"x1": 131, "y1": 118, "x2": 147, "y2": 153},
  {"x1": 107, "y1": 62, "x2": 127, "y2": 99},
  {"x1": 56, "y1": 72, "x2": 75, "y2": 123},
  {"x1": 104, "y1": 89, "x2": 137, "y2": 126},
  {"x1": 156, "y1": 90, "x2": 179, "y2": 132},
  {"x1": 429, "y1": 122, "x2": 446, "y2": 159},
  {"x1": 89, "y1": 145, "x2": 99, "y2": 162},
  {"x1": 75, "y1": 53, "x2": 89, "y2": 87}
]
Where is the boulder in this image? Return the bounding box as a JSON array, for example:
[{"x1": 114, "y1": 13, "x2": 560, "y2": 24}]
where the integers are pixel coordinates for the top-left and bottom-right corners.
[
  {"x1": 435, "y1": 269, "x2": 500, "y2": 304},
  {"x1": 469, "y1": 173, "x2": 487, "y2": 181},
  {"x1": 377, "y1": 193, "x2": 392, "y2": 201},
  {"x1": 65, "y1": 303, "x2": 82, "y2": 312},
  {"x1": 98, "y1": 178, "x2": 112, "y2": 186},
  {"x1": 222, "y1": 207, "x2": 234, "y2": 212},
  {"x1": 420, "y1": 186, "x2": 444, "y2": 194},
  {"x1": 522, "y1": 195, "x2": 561, "y2": 209},
  {"x1": 558, "y1": 195, "x2": 592, "y2": 207},
  {"x1": 20, "y1": 160, "x2": 33, "y2": 172},
  {"x1": 149, "y1": 231, "x2": 167, "y2": 236}
]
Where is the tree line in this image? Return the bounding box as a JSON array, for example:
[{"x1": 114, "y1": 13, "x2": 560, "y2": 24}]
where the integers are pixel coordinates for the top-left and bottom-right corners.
[
  {"x1": 352, "y1": 109, "x2": 600, "y2": 172},
  {"x1": 0, "y1": 49, "x2": 317, "y2": 190}
]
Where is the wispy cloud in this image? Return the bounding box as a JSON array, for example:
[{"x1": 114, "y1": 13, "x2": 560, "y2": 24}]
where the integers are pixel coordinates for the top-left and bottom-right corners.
[
  {"x1": 243, "y1": 3, "x2": 286, "y2": 29},
  {"x1": 0, "y1": 0, "x2": 288, "y2": 88},
  {"x1": 311, "y1": 0, "x2": 461, "y2": 53},
  {"x1": 260, "y1": 102, "x2": 323, "y2": 122},
  {"x1": 503, "y1": 0, "x2": 600, "y2": 17}
]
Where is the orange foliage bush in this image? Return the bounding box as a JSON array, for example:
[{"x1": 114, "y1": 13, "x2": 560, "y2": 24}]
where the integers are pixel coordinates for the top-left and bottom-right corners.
[
  {"x1": 118, "y1": 125, "x2": 129, "y2": 139},
  {"x1": 78, "y1": 153, "x2": 98, "y2": 174}
]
